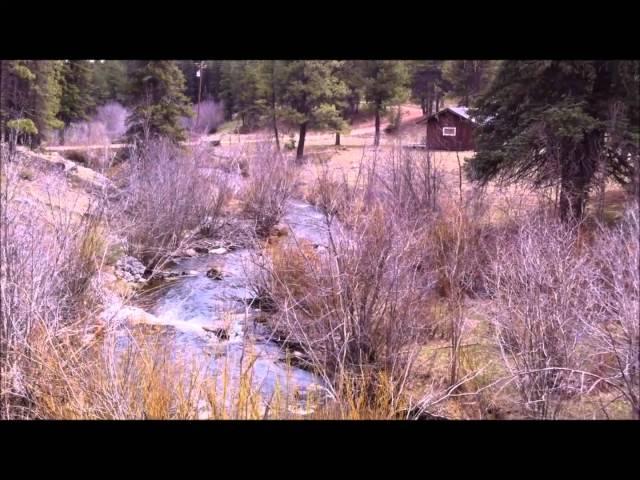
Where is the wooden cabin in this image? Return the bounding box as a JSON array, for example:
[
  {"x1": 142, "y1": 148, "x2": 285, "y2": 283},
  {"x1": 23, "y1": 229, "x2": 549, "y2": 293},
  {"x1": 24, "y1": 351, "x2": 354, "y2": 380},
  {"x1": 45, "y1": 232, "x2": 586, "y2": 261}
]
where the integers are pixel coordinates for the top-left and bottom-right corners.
[{"x1": 416, "y1": 106, "x2": 477, "y2": 151}]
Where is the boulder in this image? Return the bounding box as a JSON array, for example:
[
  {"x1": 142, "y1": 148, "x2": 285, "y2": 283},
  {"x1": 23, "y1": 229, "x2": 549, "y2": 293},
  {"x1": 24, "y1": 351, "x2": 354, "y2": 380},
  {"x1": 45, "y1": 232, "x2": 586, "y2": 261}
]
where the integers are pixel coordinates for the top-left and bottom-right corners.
[
  {"x1": 202, "y1": 326, "x2": 229, "y2": 340},
  {"x1": 114, "y1": 256, "x2": 146, "y2": 283},
  {"x1": 209, "y1": 247, "x2": 227, "y2": 255},
  {"x1": 101, "y1": 305, "x2": 159, "y2": 326},
  {"x1": 270, "y1": 223, "x2": 290, "y2": 237},
  {"x1": 206, "y1": 267, "x2": 223, "y2": 280},
  {"x1": 194, "y1": 246, "x2": 209, "y2": 254},
  {"x1": 181, "y1": 270, "x2": 199, "y2": 276},
  {"x1": 184, "y1": 248, "x2": 198, "y2": 257}
]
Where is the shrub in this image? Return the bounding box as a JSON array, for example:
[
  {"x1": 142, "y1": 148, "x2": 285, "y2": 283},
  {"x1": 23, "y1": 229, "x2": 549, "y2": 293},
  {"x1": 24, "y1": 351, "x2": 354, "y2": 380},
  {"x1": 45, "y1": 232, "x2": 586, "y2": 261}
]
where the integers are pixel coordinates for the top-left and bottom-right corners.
[
  {"x1": 119, "y1": 140, "x2": 231, "y2": 268},
  {"x1": 63, "y1": 121, "x2": 109, "y2": 146},
  {"x1": 1, "y1": 153, "x2": 108, "y2": 418},
  {"x1": 181, "y1": 100, "x2": 224, "y2": 135},
  {"x1": 255, "y1": 202, "x2": 434, "y2": 409},
  {"x1": 241, "y1": 144, "x2": 296, "y2": 237},
  {"x1": 18, "y1": 168, "x2": 35, "y2": 181},
  {"x1": 94, "y1": 102, "x2": 129, "y2": 142}
]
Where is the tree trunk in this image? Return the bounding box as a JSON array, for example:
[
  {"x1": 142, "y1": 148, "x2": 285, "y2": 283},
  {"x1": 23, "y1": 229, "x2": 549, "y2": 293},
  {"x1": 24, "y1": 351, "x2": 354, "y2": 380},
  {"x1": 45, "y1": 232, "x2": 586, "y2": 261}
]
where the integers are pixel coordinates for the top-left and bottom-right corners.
[
  {"x1": 296, "y1": 122, "x2": 307, "y2": 162},
  {"x1": 561, "y1": 184, "x2": 587, "y2": 222},
  {"x1": 427, "y1": 83, "x2": 434, "y2": 116},
  {"x1": 335, "y1": 132, "x2": 341, "y2": 146},
  {"x1": 562, "y1": 131, "x2": 601, "y2": 222},
  {"x1": 374, "y1": 104, "x2": 381, "y2": 147},
  {"x1": 273, "y1": 116, "x2": 280, "y2": 151},
  {"x1": 435, "y1": 94, "x2": 441, "y2": 113},
  {"x1": 271, "y1": 63, "x2": 280, "y2": 151},
  {"x1": 272, "y1": 102, "x2": 280, "y2": 151},
  {"x1": 420, "y1": 97, "x2": 426, "y2": 115}
]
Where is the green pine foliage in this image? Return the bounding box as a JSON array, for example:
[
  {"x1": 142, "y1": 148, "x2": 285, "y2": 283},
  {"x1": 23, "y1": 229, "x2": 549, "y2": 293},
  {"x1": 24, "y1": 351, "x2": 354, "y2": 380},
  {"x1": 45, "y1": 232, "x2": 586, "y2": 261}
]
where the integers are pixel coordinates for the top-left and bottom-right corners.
[
  {"x1": 126, "y1": 61, "x2": 193, "y2": 143},
  {"x1": 59, "y1": 60, "x2": 96, "y2": 124},
  {"x1": 468, "y1": 60, "x2": 639, "y2": 221},
  {"x1": 92, "y1": 60, "x2": 129, "y2": 106},
  {"x1": 442, "y1": 60, "x2": 499, "y2": 107},
  {"x1": 279, "y1": 60, "x2": 349, "y2": 160},
  {"x1": 361, "y1": 60, "x2": 410, "y2": 146}
]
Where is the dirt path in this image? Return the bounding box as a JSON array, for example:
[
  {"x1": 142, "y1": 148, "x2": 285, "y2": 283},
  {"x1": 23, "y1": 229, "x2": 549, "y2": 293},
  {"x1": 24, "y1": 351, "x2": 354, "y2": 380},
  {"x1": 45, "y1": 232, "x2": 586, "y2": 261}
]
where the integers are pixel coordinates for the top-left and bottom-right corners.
[{"x1": 43, "y1": 104, "x2": 428, "y2": 153}]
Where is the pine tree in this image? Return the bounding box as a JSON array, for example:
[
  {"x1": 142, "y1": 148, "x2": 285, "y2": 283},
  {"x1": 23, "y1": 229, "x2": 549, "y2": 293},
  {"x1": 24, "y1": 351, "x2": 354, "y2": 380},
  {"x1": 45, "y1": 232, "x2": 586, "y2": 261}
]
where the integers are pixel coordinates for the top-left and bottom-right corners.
[
  {"x1": 92, "y1": 60, "x2": 129, "y2": 105},
  {"x1": 17, "y1": 60, "x2": 65, "y2": 145},
  {"x1": 468, "y1": 60, "x2": 639, "y2": 221},
  {"x1": 59, "y1": 60, "x2": 96, "y2": 125},
  {"x1": 1, "y1": 60, "x2": 65, "y2": 145},
  {"x1": 176, "y1": 60, "x2": 200, "y2": 103},
  {"x1": 219, "y1": 60, "x2": 268, "y2": 130},
  {"x1": 0, "y1": 60, "x2": 36, "y2": 141},
  {"x1": 332, "y1": 60, "x2": 365, "y2": 145},
  {"x1": 280, "y1": 60, "x2": 348, "y2": 161},
  {"x1": 126, "y1": 60, "x2": 192, "y2": 143},
  {"x1": 442, "y1": 60, "x2": 499, "y2": 107},
  {"x1": 262, "y1": 60, "x2": 287, "y2": 150},
  {"x1": 410, "y1": 60, "x2": 446, "y2": 115},
  {"x1": 362, "y1": 61, "x2": 410, "y2": 146}
]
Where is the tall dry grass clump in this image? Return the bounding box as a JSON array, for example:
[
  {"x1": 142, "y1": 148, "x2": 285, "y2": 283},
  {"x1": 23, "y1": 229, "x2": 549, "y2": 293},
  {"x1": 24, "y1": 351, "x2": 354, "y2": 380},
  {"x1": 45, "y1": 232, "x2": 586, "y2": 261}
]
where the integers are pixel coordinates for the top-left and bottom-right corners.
[{"x1": 0, "y1": 152, "x2": 109, "y2": 418}]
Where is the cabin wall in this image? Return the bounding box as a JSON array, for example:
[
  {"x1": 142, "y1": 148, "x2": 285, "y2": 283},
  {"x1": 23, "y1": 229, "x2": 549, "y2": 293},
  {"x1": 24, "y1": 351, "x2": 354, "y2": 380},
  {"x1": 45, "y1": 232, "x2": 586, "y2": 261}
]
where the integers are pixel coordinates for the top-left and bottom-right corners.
[{"x1": 425, "y1": 111, "x2": 475, "y2": 151}]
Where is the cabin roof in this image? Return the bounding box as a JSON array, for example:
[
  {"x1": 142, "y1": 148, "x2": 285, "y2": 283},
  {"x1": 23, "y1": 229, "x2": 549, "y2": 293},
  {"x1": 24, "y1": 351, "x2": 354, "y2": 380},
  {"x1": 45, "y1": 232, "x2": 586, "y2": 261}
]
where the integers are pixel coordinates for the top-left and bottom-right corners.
[{"x1": 416, "y1": 106, "x2": 476, "y2": 125}]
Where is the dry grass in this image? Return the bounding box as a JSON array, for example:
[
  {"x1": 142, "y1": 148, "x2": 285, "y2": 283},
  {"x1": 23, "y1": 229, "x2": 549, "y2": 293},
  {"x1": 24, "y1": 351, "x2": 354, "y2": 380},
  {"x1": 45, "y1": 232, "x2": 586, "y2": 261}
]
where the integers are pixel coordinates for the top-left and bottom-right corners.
[{"x1": 1, "y1": 150, "x2": 111, "y2": 418}]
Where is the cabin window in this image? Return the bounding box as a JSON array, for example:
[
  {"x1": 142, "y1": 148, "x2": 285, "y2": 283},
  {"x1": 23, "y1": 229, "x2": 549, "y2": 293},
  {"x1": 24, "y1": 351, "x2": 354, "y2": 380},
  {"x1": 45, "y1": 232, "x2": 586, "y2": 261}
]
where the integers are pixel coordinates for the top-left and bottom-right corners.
[{"x1": 442, "y1": 127, "x2": 456, "y2": 136}]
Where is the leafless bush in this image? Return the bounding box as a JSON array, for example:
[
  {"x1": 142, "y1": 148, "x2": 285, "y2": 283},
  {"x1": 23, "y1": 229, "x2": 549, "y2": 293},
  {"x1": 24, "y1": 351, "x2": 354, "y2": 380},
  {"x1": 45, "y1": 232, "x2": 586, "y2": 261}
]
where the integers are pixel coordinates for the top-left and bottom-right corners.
[
  {"x1": 582, "y1": 205, "x2": 639, "y2": 419},
  {"x1": 485, "y1": 213, "x2": 601, "y2": 418},
  {"x1": 0, "y1": 154, "x2": 108, "y2": 418},
  {"x1": 95, "y1": 102, "x2": 129, "y2": 142},
  {"x1": 305, "y1": 166, "x2": 364, "y2": 227},
  {"x1": 241, "y1": 144, "x2": 296, "y2": 237},
  {"x1": 374, "y1": 145, "x2": 441, "y2": 220},
  {"x1": 61, "y1": 119, "x2": 119, "y2": 171},
  {"x1": 428, "y1": 199, "x2": 493, "y2": 386},
  {"x1": 254, "y1": 202, "x2": 434, "y2": 411},
  {"x1": 64, "y1": 121, "x2": 110, "y2": 146},
  {"x1": 181, "y1": 100, "x2": 225, "y2": 136},
  {"x1": 119, "y1": 140, "x2": 231, "y2": 269}
]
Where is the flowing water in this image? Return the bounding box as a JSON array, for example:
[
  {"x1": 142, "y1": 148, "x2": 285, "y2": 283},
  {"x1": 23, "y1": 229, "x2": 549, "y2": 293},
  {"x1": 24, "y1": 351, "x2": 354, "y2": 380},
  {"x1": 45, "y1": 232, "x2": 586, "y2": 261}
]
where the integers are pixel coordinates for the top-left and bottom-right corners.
[{"x1": 116, "y1": 197, "x2": 336, "y2": 416}]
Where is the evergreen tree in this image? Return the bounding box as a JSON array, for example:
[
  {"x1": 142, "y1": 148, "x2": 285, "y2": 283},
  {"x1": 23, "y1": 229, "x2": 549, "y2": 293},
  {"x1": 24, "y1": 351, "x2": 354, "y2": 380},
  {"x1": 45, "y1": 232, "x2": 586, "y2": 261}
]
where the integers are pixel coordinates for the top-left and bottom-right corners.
[
  {"x1": 0, "y1": 60, "x2": 36, "y2": 141},
  {"x1": 177, "y1": 60, "x2": 200, "y2": 103},
  {"x1": 219, "y1": 60, "x2": 267, "y2": 129},
  {"x1": 280, "y1": 60, "x2": 348, "y2": 161},
  {"x1": 202, "y1": 61, "x2": 224, "y2": 102},
  {"x1": 177, "y1": 60, "x2": 224, "y2": 104},
  {"x1": 59, "y1": 60, "x2": 96, "y2": 125},
  {"x1": 362, "y1": 60, "x2": 410, "y2": 146},
  {"x1": 442, "y1": 60, "x2": 499, "y2": 107},
  {"x1": 261, "y1": 60, "x2": 287, "y2": 150},
  {"x1": 16, "y1": 60, "x2": 65, "y2": 144},
  {"x1": 126, "y1": 60, "x2": 192, "y2": 143},
  {"x1": 92, "y1": 60, "x2": 130, "y2": 105},
  {"x1": 333, "y1": 60, "x2": 365, "y2": 145},
  {"x1": 468, "y1": 60, "x2": 639, "y2": 221},
  {"x1": 410, "y1": 60, "x2": 446, "y2": 115}
]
